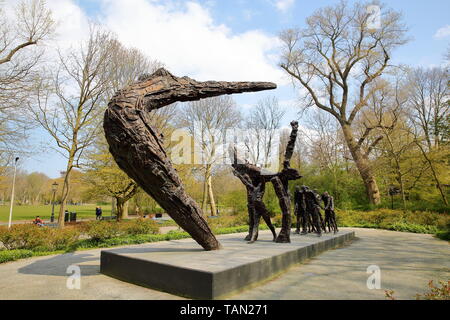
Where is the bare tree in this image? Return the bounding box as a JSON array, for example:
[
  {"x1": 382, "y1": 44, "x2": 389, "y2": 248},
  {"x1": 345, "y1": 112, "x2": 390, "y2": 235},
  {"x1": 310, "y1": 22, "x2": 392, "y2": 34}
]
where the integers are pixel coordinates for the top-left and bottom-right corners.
[
  {"x1": 81, "y1": 43, "x2": 163, "y2": 220},
  {"x1": 279, "y1": 1, "x2": 409, "y2": 204},
  {"x1": 407, "y1": 66, "x2": 449, "y2": 150},
  {"x1": 245, "y1": 96, "x2": 285, "y2": 168},
  {"x1": 28, "y1": 25, "x2": 115, "y2": 227},
  {"x1": 0, "y1": 0, "x2": 54, "y2": 163},
  {"x1": 404, "y1": 66, "x2": 449, "y2": 205},
  {"x1": 364, "y1": 75, "x2": 413, "y2": 208},
  {"x1": 178, "y1": 96, "x2": 241, "y2": 216},
  {"x1": 300, "y1": 110, "x2": 346, "y2": 194}
]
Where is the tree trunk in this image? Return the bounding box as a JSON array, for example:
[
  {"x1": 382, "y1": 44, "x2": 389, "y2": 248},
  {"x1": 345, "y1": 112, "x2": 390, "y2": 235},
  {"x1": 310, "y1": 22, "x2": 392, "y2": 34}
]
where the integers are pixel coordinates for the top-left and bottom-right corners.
[
  {"x1": 116, "y1": 197, "x2": 129, "y2": 221},
  {"x1": 57, "y1": 161, "x2": 73, "y2": 228},
  {"x1": 103, "y1": 68, "x2": 276, "y2": 251},
  {"x1": 341, "y1": 124, "x2": 381, "y2": 205},
  {"x1": 394, "y1": 162, "x2": 407, "y2": 210},
  {"x1": 201, "y1": 167, "x2": 209, "y2": 214},
  {"x1": 416, "y1": 142, "x2": 448, "y2": 206},
  {"x1": 207, "y1": 175, "x2": 217, "y2": 216}
]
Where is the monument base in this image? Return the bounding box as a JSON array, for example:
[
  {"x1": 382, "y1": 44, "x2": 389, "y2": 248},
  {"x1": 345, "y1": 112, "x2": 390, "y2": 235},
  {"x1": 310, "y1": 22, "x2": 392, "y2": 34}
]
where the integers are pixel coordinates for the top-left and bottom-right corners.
[{"x1": 100, "y1": 229, "x2": 355, "y2": 299}]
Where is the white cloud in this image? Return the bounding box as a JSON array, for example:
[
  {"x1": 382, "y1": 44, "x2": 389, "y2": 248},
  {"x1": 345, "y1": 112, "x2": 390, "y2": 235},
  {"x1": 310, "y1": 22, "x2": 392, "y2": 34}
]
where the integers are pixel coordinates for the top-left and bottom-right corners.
[
  {"x1": 4, "y1": 0, "x2": 91, "y2": 49},
  {"x1": 274, "y1": 0, "x2": 295, "y2": 13},
  {"x1": 5, "y1": 0, "x2": 286, "y2": 85},
  {"x1": 434, "y1": 25, "x2": 450, "y2": 39},
  {"x1": 95, "y1": 0, "x2": 285, "y2": 84}
]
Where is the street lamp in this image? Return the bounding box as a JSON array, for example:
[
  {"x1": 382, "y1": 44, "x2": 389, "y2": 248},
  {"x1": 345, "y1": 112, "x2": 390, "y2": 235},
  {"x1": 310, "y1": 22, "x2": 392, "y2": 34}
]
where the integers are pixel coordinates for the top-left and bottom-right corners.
[
  {"x1": 8, "y1": 157, "x2": 19, "y2": 229},
  {"x1": 51, "y1": 182, "x2": 59, "y2": 223}
]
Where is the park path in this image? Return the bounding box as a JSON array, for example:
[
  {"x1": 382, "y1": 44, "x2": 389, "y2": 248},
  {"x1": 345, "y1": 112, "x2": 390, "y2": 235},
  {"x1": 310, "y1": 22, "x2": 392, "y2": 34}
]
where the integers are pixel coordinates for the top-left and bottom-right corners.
[{"x1": 0, "y1": 228, "x2": 448, "y2": 300}]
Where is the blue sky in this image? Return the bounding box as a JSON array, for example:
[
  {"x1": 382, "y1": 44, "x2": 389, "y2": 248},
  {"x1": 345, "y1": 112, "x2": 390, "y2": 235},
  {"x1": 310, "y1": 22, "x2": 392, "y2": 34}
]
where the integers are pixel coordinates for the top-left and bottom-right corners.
[{"x1": 20, "y1": 0, "x2": 450, "y2": 178}]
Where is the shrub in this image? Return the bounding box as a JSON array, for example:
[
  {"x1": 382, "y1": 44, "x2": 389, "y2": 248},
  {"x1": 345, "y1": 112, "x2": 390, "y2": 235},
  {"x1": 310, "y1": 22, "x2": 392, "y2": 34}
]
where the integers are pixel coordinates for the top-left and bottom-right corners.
[
  {"x1": 207, "y1": 213, "x2": 248, "y2": 231},
  {"x1": 47, "y1": 227, "x2": 80, "y2": 251},
  {"x1": 119, "y1": 219, "x2": 159, "y2": 235},
  {"x1": 0, "y1": 224, "x2": 48, "y2": 250},
  {"x1": 416, "y1": 280, "x2": 450, "y2": 300},
  {"x1": 335, "y1": 208, "x2": 450, "y2": 236},
  {"x1": 386, "y1": 280, "x2": 450, "y2": 300},
  {"x1": 83, "y1": 221, "x2": 122, "y2": 242},
  {"x1": 0, "y1": 249, "x2": 33, "y2": 263},
  {"x1": 0, "y1": 224, "x2": 81, "y2": 251},
  {"x1": 435, "y1": 221, "x2": 450, "y2": 241}
]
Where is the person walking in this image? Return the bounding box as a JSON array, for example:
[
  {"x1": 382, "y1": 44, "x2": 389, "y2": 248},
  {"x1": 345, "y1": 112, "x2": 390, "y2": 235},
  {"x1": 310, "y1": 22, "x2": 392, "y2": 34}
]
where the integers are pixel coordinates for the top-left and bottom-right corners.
[{"x1": 95, "y1": 206, "x2": 103, "y2": 220}]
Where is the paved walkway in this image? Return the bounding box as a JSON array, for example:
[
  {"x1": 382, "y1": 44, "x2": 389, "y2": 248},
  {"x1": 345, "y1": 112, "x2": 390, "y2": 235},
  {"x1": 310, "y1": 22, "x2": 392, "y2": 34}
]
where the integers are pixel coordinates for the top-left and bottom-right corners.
[{"x1": 0, "y1": 228, "x2": 448, "y2": 300}]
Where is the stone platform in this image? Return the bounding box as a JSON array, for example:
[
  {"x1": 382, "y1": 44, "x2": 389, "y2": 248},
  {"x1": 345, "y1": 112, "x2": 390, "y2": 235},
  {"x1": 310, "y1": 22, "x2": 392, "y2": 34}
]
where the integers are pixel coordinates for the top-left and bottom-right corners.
[{"x1": 100, "y1": 229, "x2": 355, "y2": 299}]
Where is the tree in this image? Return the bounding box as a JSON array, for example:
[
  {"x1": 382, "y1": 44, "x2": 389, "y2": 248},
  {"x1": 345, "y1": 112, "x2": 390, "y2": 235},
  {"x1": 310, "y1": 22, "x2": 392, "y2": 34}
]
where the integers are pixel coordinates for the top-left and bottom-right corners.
[
  {"x1": 365, "y1": 75, "x2": 412, "y2": 208},
  {"x1": 82, "y1": 40, "x2": 163, "y2": 220},
  {"x1": 84, "y1": 136, "x2": 139, "y2": 220},
  {"x1": 405, "y1": 66, "x2": 449, "y2": 205},
  {"x1": 28, "y1": 25, "x2": 115, "y2": 227},
  {"x1": 244, "y1": 97, "x2": 285, "y2": 168},
  {"x1": 178, "y1": 96, "x2": 241, "y2": 216},
  {"x1": 407, "y1": 67, "x2": 449, "y2": 150},
  {"x1": 0, "y1": 0, "x2": 54, "y2": 163},
  {"x1": 279, "y1": 1, "x2": 409, "y2": 204},
  {"x1": 300, "y1": 110, "x2": 347, "y2": 197}
]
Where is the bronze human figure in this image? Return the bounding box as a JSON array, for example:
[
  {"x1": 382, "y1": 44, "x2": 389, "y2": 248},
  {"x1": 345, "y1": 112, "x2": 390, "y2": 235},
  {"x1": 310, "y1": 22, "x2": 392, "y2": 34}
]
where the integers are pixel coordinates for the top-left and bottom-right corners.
[
  {"x1": 294, "y1": 186, "x2": 307, "y2": 234},
  {"x1": 301, "y1": 186, "x2": 322, "y2": 236},
  {"x1": 231, "y1": 121, "x2": 301, "y2": 243},
  {"x1": 322, "y1": 191, "x2": 339, "y2": 233},
  {"x1": 313, "y1": 189, "x2": 327, "y2": 232},
  {"x1": 230, "y1": 154, "x2": 277, "y2": 243}
]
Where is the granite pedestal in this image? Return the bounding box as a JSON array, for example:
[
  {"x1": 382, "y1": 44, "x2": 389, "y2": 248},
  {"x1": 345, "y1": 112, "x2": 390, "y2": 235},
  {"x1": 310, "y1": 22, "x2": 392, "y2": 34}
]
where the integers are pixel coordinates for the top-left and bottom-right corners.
[{"x1": 100, "y1": 229, "x2": 355, "y2": 299}]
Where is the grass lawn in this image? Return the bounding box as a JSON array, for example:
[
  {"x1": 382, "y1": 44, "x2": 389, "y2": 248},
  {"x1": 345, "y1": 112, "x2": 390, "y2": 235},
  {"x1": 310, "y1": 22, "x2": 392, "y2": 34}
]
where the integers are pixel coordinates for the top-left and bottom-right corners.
[{"x1": 0, "y1": 204, "x2": 112, "y2": 222}]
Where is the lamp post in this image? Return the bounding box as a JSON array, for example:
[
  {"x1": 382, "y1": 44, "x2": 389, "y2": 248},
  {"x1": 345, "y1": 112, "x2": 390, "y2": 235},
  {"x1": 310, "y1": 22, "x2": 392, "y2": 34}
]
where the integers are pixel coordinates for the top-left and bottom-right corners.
[
  {"x1": 51, "y1": 182, "x2": 58, "y2": 223},
  {"x1": 8, "y1": 157, "x2": 19, "y2": 229}
]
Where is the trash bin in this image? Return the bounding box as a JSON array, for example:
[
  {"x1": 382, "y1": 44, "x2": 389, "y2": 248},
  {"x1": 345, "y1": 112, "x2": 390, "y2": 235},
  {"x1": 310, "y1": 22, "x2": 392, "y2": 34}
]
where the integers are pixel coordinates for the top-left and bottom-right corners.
[
  {"x1": 64, "y1": 211, "x2": 69, "y2": 222},
  {"x1": 70, "y1": 212, "x2": 77, "y2": 222}
]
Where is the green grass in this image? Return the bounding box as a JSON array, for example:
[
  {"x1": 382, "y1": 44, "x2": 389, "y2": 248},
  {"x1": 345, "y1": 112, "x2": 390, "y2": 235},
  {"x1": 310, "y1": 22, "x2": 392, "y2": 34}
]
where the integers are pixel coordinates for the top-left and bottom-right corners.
[
  {"x1": 0, "y1": 204, "x2": 112, "y2": 222},
  {"x1": 0, "y1": 225, "x2": 252, "y2": 264}
]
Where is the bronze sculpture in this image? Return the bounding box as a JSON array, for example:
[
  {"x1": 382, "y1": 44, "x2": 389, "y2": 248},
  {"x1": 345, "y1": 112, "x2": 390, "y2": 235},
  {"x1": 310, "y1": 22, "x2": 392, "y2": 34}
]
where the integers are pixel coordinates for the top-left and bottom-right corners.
[
  {"x1": 321, "y1": 191, "x2": 338, "y2": 233},
  {"x1": 103, "y1": 68, "x2": 276, "y2": 250},
  {"x1": 301, "y1": 186, "x2": 323, "y2": 237},
  {"x1": 230, "y1": 154, "x2": 277, "y2": 243},
  {"x1": 294, "y1": 185, "x2": 308, "y2": 234},
  {"x1": 231, "y1": 121, "x2": 302, "y2": 243}
]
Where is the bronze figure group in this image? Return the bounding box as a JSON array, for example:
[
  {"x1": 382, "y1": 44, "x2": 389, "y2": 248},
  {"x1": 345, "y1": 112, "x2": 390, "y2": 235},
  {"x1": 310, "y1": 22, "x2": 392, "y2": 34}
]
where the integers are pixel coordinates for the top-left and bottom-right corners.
[
  {"x1": 293, "y1": 186, "x2": 338, "y2": 236},
  {"x1": 104, "y1": 68, "x2": 276, "y2": 251},
  {"x1": 104, "y1": 68, "x2": 338, "y2": 250}
]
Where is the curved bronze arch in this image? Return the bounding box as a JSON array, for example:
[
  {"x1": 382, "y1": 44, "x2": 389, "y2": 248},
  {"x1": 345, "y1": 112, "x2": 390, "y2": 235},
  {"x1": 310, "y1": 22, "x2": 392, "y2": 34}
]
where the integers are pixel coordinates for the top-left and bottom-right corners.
[{"x1": 103, "y1": 68, "x2": 276, "y2": 250}]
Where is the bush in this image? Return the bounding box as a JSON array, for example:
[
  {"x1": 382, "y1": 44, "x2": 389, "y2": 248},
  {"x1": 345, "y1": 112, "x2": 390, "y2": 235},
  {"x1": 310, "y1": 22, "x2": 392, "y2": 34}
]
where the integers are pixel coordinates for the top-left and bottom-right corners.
[
  {"x1": 0, "y1": 249, "x2": 33, "y2": 263},
  {"x1": 335, "y1": 209, "x2": 450, "y2": 236},
  {"x1": 0, "y1": 224, "x2": 80, "y2": 251},
  {"x1": 416, "y1": 280, "x2": 450, "y2": 300},
  {"x1": 435, "y1": 221, "x2": 450, "y2": 241},
  {"x1": 119, "y1": 219, "x2": 159, "y2": 235},
  {"x1": 207, "y1": 213, "x2": 248, "y2": 231},
  {"x1": 386, "y1": 280, "x2": 450, "y2": 300},
  {"x1": 0, "y1": 224, "x2": 49, "y2": 250},
  {"x1": 83, "y1": 221, "x2": 122, "y2": 242},
  {"x1": 47, "y1": 227, "x2": 80, "y2": 251}
]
